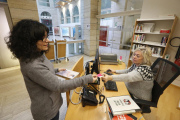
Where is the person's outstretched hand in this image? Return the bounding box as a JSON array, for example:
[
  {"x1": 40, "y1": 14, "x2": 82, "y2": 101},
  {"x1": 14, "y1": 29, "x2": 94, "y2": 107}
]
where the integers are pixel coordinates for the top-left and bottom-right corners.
[
  {"x1": 58, "y1": 68, "x2": 66, "y2": 72},
  {"x1": 92, "y1": 74, "x2": 98, "y2": 83},
  {"x1": 107, "y1": 68, "x2": 116, "y2": 73},
  {"x1": 102, "y1": 73, "x2": 112, "y2": 83}
]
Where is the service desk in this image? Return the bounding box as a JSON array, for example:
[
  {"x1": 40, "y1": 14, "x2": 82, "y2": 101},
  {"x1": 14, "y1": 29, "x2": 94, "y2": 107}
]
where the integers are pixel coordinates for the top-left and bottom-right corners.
[{"x1": 65, "y1": 62, "x2": 145, "y2": 120}]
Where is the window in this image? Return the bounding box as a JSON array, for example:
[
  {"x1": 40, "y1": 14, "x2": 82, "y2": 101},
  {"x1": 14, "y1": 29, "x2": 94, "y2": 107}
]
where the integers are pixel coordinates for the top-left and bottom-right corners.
[
  {"x1": 61, "y1": 12, "x2": 64, "y2": 24},
  {"x1": 41, "y1": 11, "x2": 51, "y2": 17},
  {"x1": 101, "y1": 0, "x2": 111, "y2": 19},
  {"x1": 39, "y1": 0, "x2": 50, "y2": 7},
  {"x1": 73, "y1": 6, "x2": 79, "y2": 23},
  {"x1": 101, "y1": 0, "x2": 111, "y2": 9},
  {"x1": 66, "y1": 9, "x2": 71, "y2": 23},
  {"x1": 40, "y1": 12, "x2": 53, "y2": 34},
  {"x1": 53, "y1": 0, "x2": 56, "y2": 7}
]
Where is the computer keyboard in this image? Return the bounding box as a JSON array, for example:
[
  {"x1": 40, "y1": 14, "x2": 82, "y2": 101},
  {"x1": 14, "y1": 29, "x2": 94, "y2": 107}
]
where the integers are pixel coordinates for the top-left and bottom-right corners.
[{"x1": 104, "y1": 81, "x2": 118, "y2": 91}]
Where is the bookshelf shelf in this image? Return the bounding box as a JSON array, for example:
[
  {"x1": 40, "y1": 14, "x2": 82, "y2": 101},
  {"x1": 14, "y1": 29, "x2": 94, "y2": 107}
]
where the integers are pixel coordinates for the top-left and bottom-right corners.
[
  {"x1": 128, "y1": 16, "x2": 178, "y2": 67},
  {"x1": 135, "y1": 31, "x2": 170, "y2": 35},
  {"x1": 133, "y1": 41, "x2": 166, "y2": 47},
  {"x1": 152, "y1": 54, "x2": 162, "y2": 58},
  {"x1": 137, "y1": 18, "x2": 175, "y2": 21}
]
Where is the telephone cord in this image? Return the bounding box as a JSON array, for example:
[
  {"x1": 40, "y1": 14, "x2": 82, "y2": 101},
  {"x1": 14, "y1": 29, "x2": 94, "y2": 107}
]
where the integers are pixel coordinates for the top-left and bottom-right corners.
[{"x1": 70, "y1": 87, "x2": 83, "y2": 105}]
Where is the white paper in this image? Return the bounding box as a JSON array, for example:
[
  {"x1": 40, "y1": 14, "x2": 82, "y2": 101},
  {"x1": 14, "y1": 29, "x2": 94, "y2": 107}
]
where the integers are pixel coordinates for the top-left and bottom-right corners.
[{"x1": 107, "y1": 95, "x2": 141, "y2": 115}]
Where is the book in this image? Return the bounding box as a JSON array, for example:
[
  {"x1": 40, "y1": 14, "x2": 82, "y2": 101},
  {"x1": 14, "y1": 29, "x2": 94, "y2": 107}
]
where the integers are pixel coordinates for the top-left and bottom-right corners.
[
  {"x1": 106, "y1": 95, "x2": 141, "y2": 116},
  {"x1": 108, "y1": 112, "x2": 136, "y2": 120},
  {"x1": 142, "y1": 23, "x2": 155, "y2": 32},
  {"x1": 106, "y1": 105, "x2": 137, "y2": 120},
  {"x1": 56, "y1": 69, "x2": 79, "y2": 79}
]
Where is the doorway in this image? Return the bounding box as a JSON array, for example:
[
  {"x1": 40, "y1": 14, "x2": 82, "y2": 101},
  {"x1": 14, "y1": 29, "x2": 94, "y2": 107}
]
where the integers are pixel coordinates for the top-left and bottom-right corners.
[
  {"x1": 41, "y1": 19, "x2": 53, "y2": 35},
  {"x1": 98, "y1": 15, "x2": 140, "y2": 65}
]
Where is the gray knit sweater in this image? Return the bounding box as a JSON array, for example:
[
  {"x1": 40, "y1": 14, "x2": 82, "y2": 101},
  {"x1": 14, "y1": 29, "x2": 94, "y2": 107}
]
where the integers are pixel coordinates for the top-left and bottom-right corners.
[
  {"x1": 20, "y1": 55, "x2": 93, "y2": 120},
  {"x1": 112, "y1": 64, "x2": 154, "y2": 101}
]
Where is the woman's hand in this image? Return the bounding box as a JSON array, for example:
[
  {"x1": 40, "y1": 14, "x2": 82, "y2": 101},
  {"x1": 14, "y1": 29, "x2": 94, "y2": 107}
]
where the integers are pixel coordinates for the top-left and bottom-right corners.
[
  {"x1": 58, "y1": 68, "x2": 66, "y2": 72},
  {"x1": 108, "y1": 68, "x2": 116, "y2": 73},
  {"x1": 92, "y1": 74, "x2": 98, "y2": 83},
  {"x1": 102, "y1": 73, "x2": 112, "y2": 83}
]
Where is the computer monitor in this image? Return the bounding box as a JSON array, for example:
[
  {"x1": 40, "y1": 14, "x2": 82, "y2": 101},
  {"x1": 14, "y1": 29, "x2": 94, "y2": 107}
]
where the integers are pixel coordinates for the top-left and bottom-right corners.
[{"x1": 91, "y1": 49, "x2": 100, "y2": 74}]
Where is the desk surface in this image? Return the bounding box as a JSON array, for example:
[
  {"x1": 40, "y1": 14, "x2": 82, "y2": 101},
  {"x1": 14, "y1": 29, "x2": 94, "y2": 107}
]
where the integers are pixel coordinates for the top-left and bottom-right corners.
[{"x1": 65, "y1": 63, "x2": 145, "y2": 120}]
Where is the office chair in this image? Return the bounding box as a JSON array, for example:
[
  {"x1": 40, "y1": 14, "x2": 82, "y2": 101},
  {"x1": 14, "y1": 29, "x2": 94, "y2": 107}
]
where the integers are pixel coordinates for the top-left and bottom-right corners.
[{"x1": 133, "y1": 58, "x2": 180, "y2": 113}]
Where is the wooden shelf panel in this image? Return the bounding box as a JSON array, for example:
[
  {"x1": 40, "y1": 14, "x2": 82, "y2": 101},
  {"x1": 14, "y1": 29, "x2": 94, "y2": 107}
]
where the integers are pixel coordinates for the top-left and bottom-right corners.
[
  {"x1": 137, "y1": 18, "x2": 175, "y2": 21},
  {"x1": 133, "y1": 41, "x2": 166, "y2": 47},
  {"x1": 135, "y1": 31, "x2": 170, "y2": 35},
  {"x1": 152, "y1": 54, "x2": 162, "y2": 58}
]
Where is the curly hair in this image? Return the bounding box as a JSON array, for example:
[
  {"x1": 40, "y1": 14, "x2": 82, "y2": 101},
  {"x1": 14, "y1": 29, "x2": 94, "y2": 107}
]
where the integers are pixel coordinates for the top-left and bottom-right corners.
[
  {"x1": 5, "y1": 19, "x2": 49, "y2": 62},
  {"x1": 132, "y1": 47, "x2": 152, "y2": 66}
]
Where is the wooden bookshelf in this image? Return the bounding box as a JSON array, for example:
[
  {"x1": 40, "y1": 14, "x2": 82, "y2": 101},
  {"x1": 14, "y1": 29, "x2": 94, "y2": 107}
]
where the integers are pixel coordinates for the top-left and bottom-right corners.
[
  {"x1": 137, "y1": 18, "x2": 175, "y2": 21},
  {"x1": 128, "y1": 16, "x2": 178, "y2": 67}
]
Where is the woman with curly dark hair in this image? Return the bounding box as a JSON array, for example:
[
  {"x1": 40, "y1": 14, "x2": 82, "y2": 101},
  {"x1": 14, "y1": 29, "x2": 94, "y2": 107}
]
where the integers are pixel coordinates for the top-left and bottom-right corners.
[{"x1": 5, "y1": 19, "x2": 97, "y2": 120}]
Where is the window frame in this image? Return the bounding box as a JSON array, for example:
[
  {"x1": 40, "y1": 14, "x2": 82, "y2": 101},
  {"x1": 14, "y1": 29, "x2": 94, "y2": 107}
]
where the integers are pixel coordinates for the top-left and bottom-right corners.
[
  {"x1": 66, "y1": 9, "x2": 71, "y2": 24},
  {"x1": 61, "y1": 12, "x2": 64, "y2": 24},
  {"x1": 38, "y1": 0, "x2": 50, "y2": 7},
  {"x1": 73, "y1": 6, "x2": 79, "y2": 23}
]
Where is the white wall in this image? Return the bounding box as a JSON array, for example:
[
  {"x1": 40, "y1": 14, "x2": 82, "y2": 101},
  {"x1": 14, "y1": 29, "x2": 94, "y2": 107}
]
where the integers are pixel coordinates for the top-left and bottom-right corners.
[
  {"x1": 141, "y1": 0, "x2": 180, "y2": 87},
  {"x1": 0, "y1": 5, "x2": 19, "y2": 68}
]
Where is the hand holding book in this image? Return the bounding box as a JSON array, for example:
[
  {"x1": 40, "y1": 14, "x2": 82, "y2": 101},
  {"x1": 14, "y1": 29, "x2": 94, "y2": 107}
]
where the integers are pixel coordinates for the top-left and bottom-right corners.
[
  {"x1": 92, "y1": 74, "x2": 98, "y2": 83},
  {"x1": 58, "y1": 68, "x2": 66, "y2": 72}
]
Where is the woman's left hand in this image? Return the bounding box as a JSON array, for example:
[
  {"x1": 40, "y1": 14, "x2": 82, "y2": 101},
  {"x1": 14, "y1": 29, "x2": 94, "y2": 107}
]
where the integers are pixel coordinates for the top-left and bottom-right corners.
[{"x1": 58, "y1": 68, "x2": 66, "y2": 72}]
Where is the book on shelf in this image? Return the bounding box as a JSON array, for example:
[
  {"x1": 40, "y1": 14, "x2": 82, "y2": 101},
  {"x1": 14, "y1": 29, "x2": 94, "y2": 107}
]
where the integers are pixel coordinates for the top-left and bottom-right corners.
[
  {"x1": 150, "y1": 47, "x2": 163, "y2": 57},
  {"x1": 106, "y1": 95, "x2": 141, "y2": 116},
  {"x1": 135, "y1": 23, "x2": 155, "y2": 32},
  {"x1": 56, "y1": 69, "x2": 79, "y2": 79},
  {"x1": 133, "y1": 34, "x2": 145, "y2": 42},
  {"x1": 160, "y1": 29, "x2": 171, "y2": 33},
  {"x1": 132, "y1": 44, "x2": 146, "y2": 51},
  {"x1": 161, "y1": 36, "x2": 168, "y2": 46}
]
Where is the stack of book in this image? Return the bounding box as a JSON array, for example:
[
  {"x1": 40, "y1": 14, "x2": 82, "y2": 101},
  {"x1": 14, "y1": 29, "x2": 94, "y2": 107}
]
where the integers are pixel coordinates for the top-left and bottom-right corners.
[
  {"x1": 133, "y1": 34, "x2": 145, "y2": 42},
  {"x1": 161, "y1": 36, "x2": 168, "y2": 46},
  {"x1": 106, "y1": 95, "x2": 141, "y2": 120},
  {"x1": 56, "y1": 69, "x2": 79, "y2": 79},
  {"x1": 132, "y1": 44, "x2": 146, "y2": 51},
  {"x1": 135, "y1": 23, "x2": 155, "y2": 32}
]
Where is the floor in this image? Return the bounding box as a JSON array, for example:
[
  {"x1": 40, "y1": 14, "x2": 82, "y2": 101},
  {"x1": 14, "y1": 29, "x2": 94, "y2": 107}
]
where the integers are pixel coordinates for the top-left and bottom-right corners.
[{"x1": 0, "y1": 54, "x2": 180, "y2": 120}]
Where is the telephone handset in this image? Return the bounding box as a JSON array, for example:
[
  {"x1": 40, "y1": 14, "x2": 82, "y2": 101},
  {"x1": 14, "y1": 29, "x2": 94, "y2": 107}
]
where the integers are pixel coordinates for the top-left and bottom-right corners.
[
  {"x1": 81, "y1": 87, "x2": 98, "y2": 107},
  {"x1": 81, "y1": 85, "x2": 105, "y2": 107}
]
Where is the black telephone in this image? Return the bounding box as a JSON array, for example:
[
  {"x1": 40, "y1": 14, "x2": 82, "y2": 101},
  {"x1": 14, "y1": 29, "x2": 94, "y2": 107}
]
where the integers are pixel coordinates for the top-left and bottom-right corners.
[
  {"x1": 81, "y1": 87, "x2": 98, "y2": 107},
  {"x1": 81, "y1": 85, "x2": 105, "y2": 107}
]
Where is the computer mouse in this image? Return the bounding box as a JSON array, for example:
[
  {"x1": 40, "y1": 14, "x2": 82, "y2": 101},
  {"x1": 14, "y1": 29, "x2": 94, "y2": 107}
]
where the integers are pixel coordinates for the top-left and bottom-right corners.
[
  {"x1": 106, "y1": 69, "x2": 112, "y2": 73},
  {"x1": 104, "y1": 72, "x2": 113, "y2": 75}
]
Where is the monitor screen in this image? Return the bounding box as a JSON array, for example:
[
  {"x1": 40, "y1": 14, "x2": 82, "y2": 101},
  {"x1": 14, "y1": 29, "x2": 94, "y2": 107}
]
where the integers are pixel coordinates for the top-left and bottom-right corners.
[{"x1": 91, "y1": 49, "x2": 100, "y2": 74}]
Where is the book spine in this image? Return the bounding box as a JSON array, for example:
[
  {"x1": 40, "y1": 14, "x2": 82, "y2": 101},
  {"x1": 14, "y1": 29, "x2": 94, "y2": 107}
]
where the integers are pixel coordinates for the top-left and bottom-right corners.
[{"x1": 113, "y1": 110, "x2": 136, "y2": 116}]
